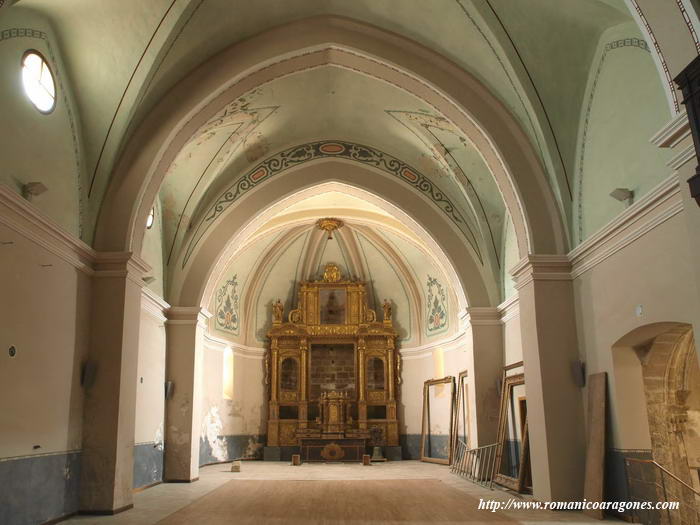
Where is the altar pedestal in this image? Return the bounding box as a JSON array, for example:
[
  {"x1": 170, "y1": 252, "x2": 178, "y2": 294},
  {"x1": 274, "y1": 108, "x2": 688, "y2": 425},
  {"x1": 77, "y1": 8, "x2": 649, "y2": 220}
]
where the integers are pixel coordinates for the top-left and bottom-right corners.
[{"x1": 300, "y1": 438, "x2": 366, "y2": 462}]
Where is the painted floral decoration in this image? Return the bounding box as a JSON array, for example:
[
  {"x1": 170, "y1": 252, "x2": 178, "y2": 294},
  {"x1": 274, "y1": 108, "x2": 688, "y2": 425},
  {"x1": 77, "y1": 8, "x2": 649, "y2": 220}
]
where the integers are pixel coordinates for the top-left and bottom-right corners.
[
  {"x1": 426, "y1": 276, "x2": 447, "y2": 334},
  {"x1": 216, "y1": 276, "x2": 240, "y2": 334}
]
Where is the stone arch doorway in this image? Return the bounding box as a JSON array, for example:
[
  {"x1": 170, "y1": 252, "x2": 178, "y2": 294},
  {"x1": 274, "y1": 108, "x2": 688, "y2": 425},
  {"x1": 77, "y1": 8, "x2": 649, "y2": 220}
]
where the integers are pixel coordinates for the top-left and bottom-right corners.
[{"x1": 613, "y1": 323, "x2": 700, "y2": 523}]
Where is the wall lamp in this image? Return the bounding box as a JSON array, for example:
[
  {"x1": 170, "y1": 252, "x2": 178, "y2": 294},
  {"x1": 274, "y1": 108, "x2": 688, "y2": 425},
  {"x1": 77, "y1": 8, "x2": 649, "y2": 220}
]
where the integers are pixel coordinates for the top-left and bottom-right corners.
[
  {"x1": 609, "y1": 188, "x2": 634, "y2": 204},
  {"x1": 22, "y1": 181, "x2": 47, "y2": 201}
]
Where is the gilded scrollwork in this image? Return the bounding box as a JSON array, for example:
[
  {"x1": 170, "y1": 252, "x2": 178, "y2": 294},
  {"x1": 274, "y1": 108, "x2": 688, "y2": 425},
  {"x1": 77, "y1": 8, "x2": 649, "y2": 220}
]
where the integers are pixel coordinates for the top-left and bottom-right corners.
[
  {"x1": 267, "y1": 264, "x2": 400, "y2": 448},
  {"x1": 279, "y1": 423, "x2": 297, "y2": 445},
  {"x1": 322, "y1": 262, "x2": 342, "y2": 283}
]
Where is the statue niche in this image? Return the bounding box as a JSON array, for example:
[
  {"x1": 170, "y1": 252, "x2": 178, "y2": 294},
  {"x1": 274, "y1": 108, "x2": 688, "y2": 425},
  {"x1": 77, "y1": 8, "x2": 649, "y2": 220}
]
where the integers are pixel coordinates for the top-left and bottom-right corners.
[{"x1": 265, "y1": 263, "x2": 400, "y2": 461}]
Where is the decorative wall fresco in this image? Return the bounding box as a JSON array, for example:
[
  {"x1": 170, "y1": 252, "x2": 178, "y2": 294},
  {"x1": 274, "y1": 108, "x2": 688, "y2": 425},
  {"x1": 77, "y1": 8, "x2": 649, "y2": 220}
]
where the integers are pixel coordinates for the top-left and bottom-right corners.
[
  {"x1": 183, "y1": 140, "x2": 478, "y2": 267},
  {"x1": 215, "y1": 275, "x2": 240, "y2": 335},
  {"x1": 426, "y1": 276, "x2": 448, "y2": 335}
]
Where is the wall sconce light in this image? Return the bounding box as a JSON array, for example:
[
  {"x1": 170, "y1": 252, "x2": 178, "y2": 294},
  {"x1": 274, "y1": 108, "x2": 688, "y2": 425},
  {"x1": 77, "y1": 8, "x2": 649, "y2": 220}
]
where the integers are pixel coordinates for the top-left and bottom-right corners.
[
  {"x1": 609, "y1": 188, "x2": 634, "y2": 204},
  {"x1": 22, "y1": 182, "x2": 48, "y2": 201}
]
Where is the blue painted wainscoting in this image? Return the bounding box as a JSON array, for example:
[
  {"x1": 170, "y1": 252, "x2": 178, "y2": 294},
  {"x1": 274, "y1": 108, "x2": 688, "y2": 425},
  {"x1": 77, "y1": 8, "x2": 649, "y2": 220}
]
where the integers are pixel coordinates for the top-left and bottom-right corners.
[
  {"x1": 400, "y1": 434, "x2": 450, "y2": 460},
  {"x1": 133, "y1": 442, "x2": 164, "y2": 489},
  {"x1": 0, "y1": 451, "x2": 80, "y2": 525}
]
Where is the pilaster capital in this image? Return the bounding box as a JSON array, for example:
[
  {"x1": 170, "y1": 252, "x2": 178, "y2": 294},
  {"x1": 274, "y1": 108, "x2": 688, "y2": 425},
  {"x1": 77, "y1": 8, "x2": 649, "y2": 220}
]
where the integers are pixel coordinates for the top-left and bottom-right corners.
[
  {"x1": 166, "y1": 306, "x2": 212, "y2": 327},
  {"x1": 465, "y1": 307, "x2": 501, "y2": 326},
  {"x1": 510, "y1": 254, "x2": 571, "y2": 290},
  {"x1": 93, "y1": 251, "x2": 151, "y2": 286}
]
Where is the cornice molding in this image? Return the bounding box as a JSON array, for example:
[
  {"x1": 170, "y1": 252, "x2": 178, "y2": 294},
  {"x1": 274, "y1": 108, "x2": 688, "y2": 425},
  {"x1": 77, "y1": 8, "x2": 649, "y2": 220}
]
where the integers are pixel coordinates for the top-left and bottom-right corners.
[
  {"x1": 497, "y1": 295, "x2": 520, "y2": 323},
  {"x1": 511, "y1": 255, "x2": 572, "y2": 290},
  {"x1": 141, "y1": 287, "x2": 170, "y2": 323},
  {"x1": 569, "y1": 174, "x2": 682, "y2": 279},
  {"x1": 400, "y1": 330, "x2": 469, "y2": 359},
  {"x1": 203, "y1": 332, "x2": 265, "y2": 359},
  {"x1": 167, "y1": 306, "x2": 212, "y2": 327},
  {"x1": 0, "y1": 185, "x2": 94, "y2": 274},
  {"x1": 0, "y1": 186, "x2": 152, "y2": 287},
  {"x1": 465, "y1": 307, "x2": 501, "y2": 326},
  {"x1": 93, "y1": 251, "x2": 151, "y2": 287},
  {"x1": 667, "y1": 143, "x2": 696, "y2": 170},
  {"x1": 650, "y1": 111, "x2": 690, "y2": 148}
]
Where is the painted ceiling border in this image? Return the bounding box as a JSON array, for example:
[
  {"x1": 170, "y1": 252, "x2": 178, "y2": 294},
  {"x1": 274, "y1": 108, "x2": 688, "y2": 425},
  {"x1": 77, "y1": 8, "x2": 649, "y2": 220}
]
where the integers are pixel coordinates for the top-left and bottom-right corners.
[{"x1": 181, "y1": 140, "x2": 481, "y2": 268}]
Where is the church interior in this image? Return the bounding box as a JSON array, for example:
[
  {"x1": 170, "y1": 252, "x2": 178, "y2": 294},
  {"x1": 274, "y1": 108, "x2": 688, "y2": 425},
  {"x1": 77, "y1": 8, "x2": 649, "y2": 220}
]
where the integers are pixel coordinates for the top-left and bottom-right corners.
[{"x1": 2, "y1": 1, "x2": 700, "y2": 524}]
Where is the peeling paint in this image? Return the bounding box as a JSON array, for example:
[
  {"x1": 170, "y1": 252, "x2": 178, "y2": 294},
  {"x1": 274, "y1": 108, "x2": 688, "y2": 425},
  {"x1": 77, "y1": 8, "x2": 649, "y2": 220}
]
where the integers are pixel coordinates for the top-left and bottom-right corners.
[
  {"x1": 154, "y1": 422, "x2": 164, "y2": 450},
  {"x1": 201, "y1": 406, "x2": 227, "y2": 461}
]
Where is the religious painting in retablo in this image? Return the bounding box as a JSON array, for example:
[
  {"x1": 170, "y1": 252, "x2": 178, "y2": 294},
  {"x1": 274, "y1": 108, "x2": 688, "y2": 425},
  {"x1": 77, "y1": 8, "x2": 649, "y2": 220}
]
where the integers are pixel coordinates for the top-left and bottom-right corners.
[{"x1": 320, "y1": 288, "x2": 346, "y2": 324}]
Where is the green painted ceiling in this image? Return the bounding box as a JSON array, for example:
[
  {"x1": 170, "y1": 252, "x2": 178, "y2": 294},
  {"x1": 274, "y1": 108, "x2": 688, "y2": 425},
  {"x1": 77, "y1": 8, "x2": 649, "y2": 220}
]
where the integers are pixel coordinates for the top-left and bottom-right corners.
[{"x1": 9, "y1": 0, "x2": 643, "y2": 297}]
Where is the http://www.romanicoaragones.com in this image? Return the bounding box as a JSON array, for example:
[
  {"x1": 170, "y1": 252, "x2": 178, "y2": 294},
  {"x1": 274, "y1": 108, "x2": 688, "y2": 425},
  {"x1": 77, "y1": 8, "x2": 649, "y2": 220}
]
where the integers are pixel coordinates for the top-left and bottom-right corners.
[{"x1": 477, "y1": 498, "x2": 679, "y2": 513}]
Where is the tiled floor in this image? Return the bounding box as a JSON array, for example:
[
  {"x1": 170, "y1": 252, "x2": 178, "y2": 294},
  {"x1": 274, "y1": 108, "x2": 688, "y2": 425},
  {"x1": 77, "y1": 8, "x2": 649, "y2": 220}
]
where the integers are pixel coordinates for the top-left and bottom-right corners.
[{"x1": 62, "y1": 461, "x2": 617, "y2": 524}]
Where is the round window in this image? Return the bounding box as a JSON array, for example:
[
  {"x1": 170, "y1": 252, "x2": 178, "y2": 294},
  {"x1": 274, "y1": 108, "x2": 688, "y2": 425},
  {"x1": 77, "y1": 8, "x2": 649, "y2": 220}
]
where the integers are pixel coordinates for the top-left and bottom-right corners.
[
  {"x1": 146, "y1": 207, "x2": 155, "y2": 229},
  {"x1": 22, "y1": 51, "x2": 56, "y2": 113}
]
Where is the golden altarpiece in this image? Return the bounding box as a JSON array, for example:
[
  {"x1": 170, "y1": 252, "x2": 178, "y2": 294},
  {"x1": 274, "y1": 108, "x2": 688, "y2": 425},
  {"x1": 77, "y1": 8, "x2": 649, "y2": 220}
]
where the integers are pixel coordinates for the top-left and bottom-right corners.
[{"x1": 265, "y1": 263, "x2": 401, "y2": 461}]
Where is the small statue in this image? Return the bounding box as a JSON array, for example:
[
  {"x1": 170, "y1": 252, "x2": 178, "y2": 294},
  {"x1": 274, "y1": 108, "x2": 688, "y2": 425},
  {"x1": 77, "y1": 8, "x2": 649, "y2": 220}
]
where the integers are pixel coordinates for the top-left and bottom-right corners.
[
  {"x1": 272, "y1": 298, "x2": 284, "y2": 323},
  {"x1": 383, "y1": 299, "x2": 392, "y2": 322}
]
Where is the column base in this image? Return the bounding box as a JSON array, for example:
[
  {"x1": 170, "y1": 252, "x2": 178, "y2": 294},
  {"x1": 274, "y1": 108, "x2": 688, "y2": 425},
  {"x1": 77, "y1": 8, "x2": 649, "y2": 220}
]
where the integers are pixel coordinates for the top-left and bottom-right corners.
[
  {"x1": 79, "y1": 504, "x2": 134, "y2": 516},
  {"x1": 264, "y1": 446, "x2": 300, "y2": 461},
  {"x1": 264, "y1": 446, "x2": 282, "y2": 461},
  {"x1": 384, "y1": 446, "x2": 403, "y2": 461}
]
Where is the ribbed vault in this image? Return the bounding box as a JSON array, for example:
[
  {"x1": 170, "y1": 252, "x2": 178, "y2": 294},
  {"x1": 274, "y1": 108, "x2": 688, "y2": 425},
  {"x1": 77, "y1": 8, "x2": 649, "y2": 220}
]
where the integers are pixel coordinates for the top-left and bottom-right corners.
[{"x1": 204, "y1": 183, "x2": 464, "y2": 348}]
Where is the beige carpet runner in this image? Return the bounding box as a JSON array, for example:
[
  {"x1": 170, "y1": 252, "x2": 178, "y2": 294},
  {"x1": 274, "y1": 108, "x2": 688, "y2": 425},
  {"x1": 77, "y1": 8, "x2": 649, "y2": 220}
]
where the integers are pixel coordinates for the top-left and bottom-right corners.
[{"x1": 155, "y1": 479, "x2": 516, "y2": 524}]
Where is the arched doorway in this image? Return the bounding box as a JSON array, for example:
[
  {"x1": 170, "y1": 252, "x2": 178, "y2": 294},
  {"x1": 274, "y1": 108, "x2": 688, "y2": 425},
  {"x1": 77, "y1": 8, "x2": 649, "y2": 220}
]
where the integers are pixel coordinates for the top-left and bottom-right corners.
[{"x1": 613, "y1": 324, "x2": 700, "y2": 523}]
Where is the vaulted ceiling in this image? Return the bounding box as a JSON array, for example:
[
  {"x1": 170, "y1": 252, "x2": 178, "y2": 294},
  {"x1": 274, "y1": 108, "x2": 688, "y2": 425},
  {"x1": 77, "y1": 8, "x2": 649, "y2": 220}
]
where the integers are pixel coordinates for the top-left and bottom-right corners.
[
  {"x1": 205, "y1": 184, "x2": 464, "y2": 348},
  {"x1": 7, "y1": 0, "x2": 644, "y2": 304}
]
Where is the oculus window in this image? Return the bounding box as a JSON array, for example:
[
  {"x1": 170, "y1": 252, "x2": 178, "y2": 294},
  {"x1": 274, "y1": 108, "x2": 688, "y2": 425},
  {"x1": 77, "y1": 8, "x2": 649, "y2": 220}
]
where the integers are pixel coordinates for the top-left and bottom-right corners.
[
  {"x1": 22, "y1": 51, "x2": 55, "y2": 113},
  {"x1": 146, "y1": 207, "x2": 155, "y2": 229}
]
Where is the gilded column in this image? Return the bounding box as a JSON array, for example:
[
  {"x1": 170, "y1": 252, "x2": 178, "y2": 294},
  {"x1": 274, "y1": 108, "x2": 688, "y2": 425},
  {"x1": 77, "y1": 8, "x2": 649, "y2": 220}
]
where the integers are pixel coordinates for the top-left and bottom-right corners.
[
  {"x1": 358, "y1": 337, "x2": 366, "y2": 401},
  {"x1": 300, "y1": 338, "x2": 308, "y2": 401},
  {"x1": 270, "y1": 339, "x2": 279, "y2": 402},
  {"x1": 386, "y1": 344, "x2": 396, "y2": 401}
]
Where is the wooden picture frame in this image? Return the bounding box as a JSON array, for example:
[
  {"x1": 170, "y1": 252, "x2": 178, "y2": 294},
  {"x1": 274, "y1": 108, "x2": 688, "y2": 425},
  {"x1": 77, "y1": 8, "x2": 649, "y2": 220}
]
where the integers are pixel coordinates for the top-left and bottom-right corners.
[
  {"x1": 451, "y1": 370, "x2": 470, "y2": 457},
  {"x1": 493, "y1": 370, "x2": 530, "y2": 492},
  {"x1": 420, "y1": 376, "x2": 455, "y2": 465}
]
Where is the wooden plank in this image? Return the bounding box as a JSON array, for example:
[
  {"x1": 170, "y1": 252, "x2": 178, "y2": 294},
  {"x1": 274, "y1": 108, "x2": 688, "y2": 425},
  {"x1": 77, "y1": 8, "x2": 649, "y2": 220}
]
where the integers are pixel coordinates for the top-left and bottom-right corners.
[{"x1": 583, "y1": 372, "x2": 607, "y2": 519}]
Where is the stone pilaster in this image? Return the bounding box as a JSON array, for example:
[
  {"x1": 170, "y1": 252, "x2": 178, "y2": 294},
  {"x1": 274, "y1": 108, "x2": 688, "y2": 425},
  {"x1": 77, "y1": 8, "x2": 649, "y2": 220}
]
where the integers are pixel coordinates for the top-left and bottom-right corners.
[
  {"x1": 80, "y1": 252, "x2": 149, "y2": 513},
  {"x1": 511, "y1": 255, "x2": 586, "y2": 502},
  {"x1": 464, "y1": 307, "x2": 503, "y2": 447},
  {"x1": 163, "y1": 307, "x2": 211, "y2": 481}
]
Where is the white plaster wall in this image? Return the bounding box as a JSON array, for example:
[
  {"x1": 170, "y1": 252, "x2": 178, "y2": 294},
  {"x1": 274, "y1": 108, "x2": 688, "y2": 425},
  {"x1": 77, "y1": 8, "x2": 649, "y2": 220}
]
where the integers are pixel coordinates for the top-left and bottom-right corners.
[
  {"x1": 503, "y1": 313, "x2": 522, "y2": 366},
  {"x1": 199, "y1": 344, "x2": 265, "y2": 461},
  {"x1": 573, "y1": 211, "x2": 700, "y2": 449},
  {"x1": 400, "y1": 345, "x2": 468, "y2": 435},
  {"x1": 134, "y1": 305, "x2": 166, "y2": 446},
  {"x1": 0, "y1": 222, "x2": 90, "y2": 457},
  {"x1": 399, "y1": 354, "x2": 433, "y2": 435},
  {"x1": 200, "y1": 347, "x2": 228, "y2": 462},
  {"x1": 232, "y1": 354, "x2": 265, "y2": 436}
]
